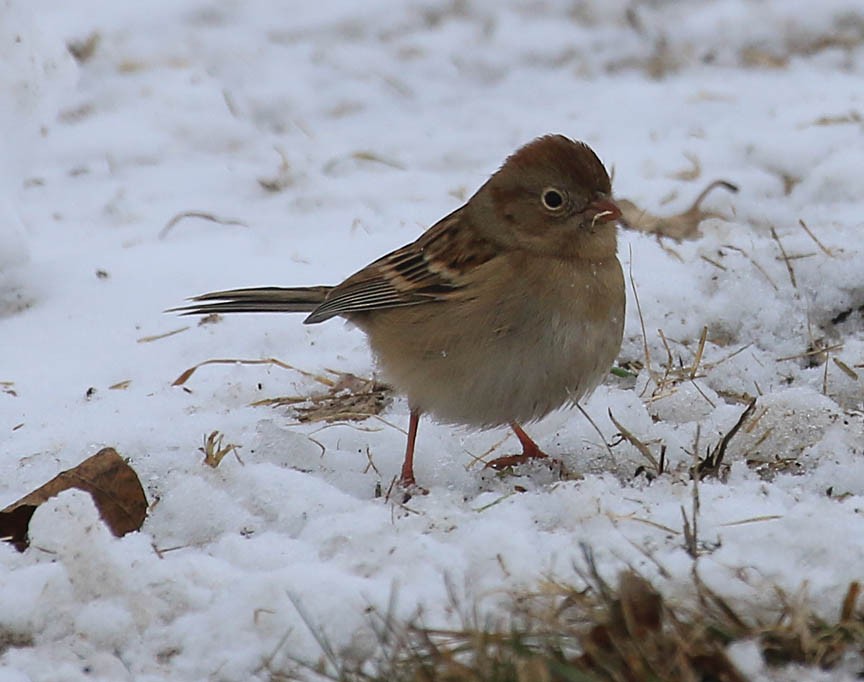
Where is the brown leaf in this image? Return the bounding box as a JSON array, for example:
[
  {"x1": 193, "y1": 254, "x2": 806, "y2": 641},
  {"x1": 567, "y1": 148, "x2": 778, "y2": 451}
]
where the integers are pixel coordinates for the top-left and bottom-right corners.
[
  {"x1": 0, "y1": 447, "x2": 147, "y2": 552},
  {"x1": 618, "y1": 179, "x2": 738, "y2": 241},
  {"x1": 618, "y1": 572, "x2": 663, "y2": 637}
]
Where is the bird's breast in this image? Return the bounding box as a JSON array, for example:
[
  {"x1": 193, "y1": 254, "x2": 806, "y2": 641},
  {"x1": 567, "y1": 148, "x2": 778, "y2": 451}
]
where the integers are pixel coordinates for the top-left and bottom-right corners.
[{"x1": 361, "y1": 254, "x2": 625, "y2": 428}]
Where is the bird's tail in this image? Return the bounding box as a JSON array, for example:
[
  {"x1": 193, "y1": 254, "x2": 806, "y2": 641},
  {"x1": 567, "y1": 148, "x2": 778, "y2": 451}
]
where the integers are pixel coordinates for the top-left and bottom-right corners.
[{"x1": 171, "y1": 286, "x2": 332, "y2": 317}]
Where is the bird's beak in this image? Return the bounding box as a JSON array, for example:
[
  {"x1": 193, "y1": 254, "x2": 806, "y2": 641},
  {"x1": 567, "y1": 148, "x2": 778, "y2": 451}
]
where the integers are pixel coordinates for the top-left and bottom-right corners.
[{"x1": 586, "y1": 198, "x2": 622, "y2": 227}]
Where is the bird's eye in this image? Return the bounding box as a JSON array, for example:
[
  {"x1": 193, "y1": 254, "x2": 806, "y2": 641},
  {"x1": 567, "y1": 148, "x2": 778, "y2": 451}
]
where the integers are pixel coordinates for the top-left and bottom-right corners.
[{"x1": 541, "y1": 188, "x2": 565, "y2": 211}]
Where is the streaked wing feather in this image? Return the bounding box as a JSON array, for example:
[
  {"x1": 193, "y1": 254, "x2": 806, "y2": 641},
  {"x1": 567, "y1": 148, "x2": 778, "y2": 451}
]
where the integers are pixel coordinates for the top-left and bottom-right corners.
[{"x1": 305, "y1": 209, "x2": 495, "y2": 324}]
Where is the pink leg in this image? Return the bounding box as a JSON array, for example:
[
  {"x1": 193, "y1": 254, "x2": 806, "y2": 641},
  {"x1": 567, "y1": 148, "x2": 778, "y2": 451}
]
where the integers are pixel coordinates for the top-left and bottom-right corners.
[
  {"x1": 485, "y1": 422, "x2": 550, "y2": 470},
  {"x1": 399, "y1": 408, "x2": 422, "y2": 488}
]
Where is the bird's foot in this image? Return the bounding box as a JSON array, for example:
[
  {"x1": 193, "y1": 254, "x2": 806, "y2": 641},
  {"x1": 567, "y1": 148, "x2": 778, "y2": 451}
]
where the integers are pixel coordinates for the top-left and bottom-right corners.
[
  {"x1": 485, "y1": 451, "x2": 551, "y2": 470},
  {"x1": 395, "y1": 473, "x2": 428, "y2": 502},
  {"x1": 486, "y1": 421, "x2": 548, "y2": 470},
  {"x1": 484, "y1": 422, "x2": 567, "y2": 476},
  {"x1": 484, "y1": 452, "x2": 568, "y2": 479}
]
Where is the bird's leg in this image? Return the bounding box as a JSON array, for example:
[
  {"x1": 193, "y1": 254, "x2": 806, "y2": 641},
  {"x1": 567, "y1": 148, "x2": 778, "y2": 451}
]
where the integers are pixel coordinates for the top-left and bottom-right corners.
[
  {"x1": 485, "y1": 422, "x2": 549, "y2": 470},
  {"x1": 398, "y1": 408, "x2": 427, "y2": 494}
]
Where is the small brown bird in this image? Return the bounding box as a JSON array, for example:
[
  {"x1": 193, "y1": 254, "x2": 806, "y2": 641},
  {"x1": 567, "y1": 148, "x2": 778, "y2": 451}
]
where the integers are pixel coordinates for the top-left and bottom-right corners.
[{"x1": 176, "y1": 135, "x2": 625, "y2": 490}]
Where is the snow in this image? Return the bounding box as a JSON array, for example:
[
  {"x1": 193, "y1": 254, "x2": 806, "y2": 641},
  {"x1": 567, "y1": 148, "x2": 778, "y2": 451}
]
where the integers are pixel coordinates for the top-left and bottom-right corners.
[{"x1": 1, "y1": 1, "x2": 864, "y2": 680}]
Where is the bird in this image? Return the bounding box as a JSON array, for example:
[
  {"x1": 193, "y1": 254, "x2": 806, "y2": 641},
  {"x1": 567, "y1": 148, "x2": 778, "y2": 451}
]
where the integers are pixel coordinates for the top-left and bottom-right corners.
[{"x1": 174, "y1": 134, "x2": 625, "y2": 491}]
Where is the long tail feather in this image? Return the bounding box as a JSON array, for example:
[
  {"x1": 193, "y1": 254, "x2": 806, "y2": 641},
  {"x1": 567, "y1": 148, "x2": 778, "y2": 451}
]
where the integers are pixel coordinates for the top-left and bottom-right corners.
[{"x1": 170, "y1": 286, "x2": 332, "y2": 318}]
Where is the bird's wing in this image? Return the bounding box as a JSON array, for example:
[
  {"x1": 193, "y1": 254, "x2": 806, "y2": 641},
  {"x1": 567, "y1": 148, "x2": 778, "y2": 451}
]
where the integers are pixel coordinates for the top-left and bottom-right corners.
[{"x1": 305, "y1": 208, "x2": 497, "y2": 323}]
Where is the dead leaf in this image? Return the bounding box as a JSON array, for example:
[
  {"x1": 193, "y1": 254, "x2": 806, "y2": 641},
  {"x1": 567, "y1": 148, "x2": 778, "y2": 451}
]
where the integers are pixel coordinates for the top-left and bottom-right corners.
[
  {"x1": 617, "y1": 179, "x2": 738, "y2": 241},
  {"x1": 0, "y1": 447, "x2": 147, "y2": 552}
]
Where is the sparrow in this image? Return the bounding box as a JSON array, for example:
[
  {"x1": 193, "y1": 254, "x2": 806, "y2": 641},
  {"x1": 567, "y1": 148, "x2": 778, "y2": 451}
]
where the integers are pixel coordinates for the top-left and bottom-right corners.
[{"x1": 175, "y1": 134, "x2": 625, "y2": 491}]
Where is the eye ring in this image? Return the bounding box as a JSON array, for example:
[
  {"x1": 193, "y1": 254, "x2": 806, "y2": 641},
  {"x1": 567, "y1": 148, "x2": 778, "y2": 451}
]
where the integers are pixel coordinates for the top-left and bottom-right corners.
[{"x1": 541, "y1": 187, "x2": 565, "y2": 211}]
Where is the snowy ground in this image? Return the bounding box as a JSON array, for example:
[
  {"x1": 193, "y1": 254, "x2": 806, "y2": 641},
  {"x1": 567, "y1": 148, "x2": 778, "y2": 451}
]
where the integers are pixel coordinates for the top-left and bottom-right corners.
[{"x1": 1, "y1": 1, "x2": 864, "y2": 680}]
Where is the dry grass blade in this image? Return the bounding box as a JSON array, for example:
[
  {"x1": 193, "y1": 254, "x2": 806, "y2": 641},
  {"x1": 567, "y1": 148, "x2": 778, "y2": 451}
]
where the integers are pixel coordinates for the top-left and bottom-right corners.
[
  {"x1": 641, "y1": 327, "x2": 718, "y2": 410},
  {"x1": 257, "y1": 147, "x2": 294, "y2": 193},
  {"x1": 723, "y1": 243, "x2": 779, "y2": 291},
  {"x1": 253, "y1": 371, "x2": 393, "y2": 424},
  {"x1": 719, "y1": 514, "x2": 783, "y2": 527},
  {"x1": 385, "y1": 566, "x2": 747, "y2": 682},
  {"x1": 137, "y1": 326, "x2": 189, "y2": 343},
  {"x1": 278, "y1": 554, "x2": 864, "y2": 682},
  {"x1": 682, "y1": 426, "x2": 702, "y2": 558},
  {"x1": 681, "y1": 505, "x2": 698, "y2": 559},
  {"x1": 775, "y1": 342, "x2": 843, "y2": 364},
  {"x1": 575, "y1": 403, "x2": 616, "y2": 460},
  {"x1": 696, "y1": 398, "x2": 757, "y2": 479},
  {"x1": 701, "y1": 254, "x2": 727, "y2": 270},
  {"x1": 689, "y1": 326, "x2": 708, "y2": 380},
  {"x1": 833, "y1": 357, "x2": 859, "y2": 381},
  {"x1": 769, "y1": 226, "x2": 797, "y2": 288},
  {"x1": 158, "y1": 210, "x2": 247, "y2": 239},
  {"x1": 628, "y1": 245, "x2": 653, "y2": 385},
  {"x1": 798, "y1": 219, "x2": 835, "y2": 257},
  {"x1": 322, "y1": 150, "x2": 405, "y2": 175},
  {"x1": 841, "y1": 582, "x2": 860, "y2": 622},
  {"x1": 172, "y1": 357, "x2": 329, "y2": 387},
  {"x1": 199, "y1": 431, "x2": 241, "y2": 468},
  {"x1": 608, "y1": 409, "x2": 659, "y2": 472}
]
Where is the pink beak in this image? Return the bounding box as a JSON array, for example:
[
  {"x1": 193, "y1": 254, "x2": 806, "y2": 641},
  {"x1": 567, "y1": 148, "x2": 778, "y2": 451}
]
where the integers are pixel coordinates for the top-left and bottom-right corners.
[{"x1": 586, "y1": 198, "x2": 622, "y2": 224}]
